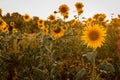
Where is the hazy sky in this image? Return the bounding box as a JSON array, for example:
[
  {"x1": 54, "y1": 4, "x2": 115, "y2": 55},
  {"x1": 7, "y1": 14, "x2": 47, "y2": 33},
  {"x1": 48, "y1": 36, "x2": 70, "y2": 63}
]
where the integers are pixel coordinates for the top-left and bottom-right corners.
[{"x1": 0, "y1": 0, "x2": 120, "y2": 20}]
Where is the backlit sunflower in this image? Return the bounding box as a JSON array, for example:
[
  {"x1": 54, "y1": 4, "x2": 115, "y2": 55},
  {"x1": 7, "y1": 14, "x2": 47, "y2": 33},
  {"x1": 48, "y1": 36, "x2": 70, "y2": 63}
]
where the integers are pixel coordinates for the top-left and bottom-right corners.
[
  {"x1": 58, "y1": 4, "x2": 69, "y2": 17},
  {"x1": 74, "y1": 2, "x2": 84, "y2": 16},
  {"x1": 51, "y1": 27, "x2": 65, "y2": 38},
  {"x1": 97, "y1": 14, "x2": 106, "y2": 22},
  {"x1": 48, "y1": 14, "x2": 56, "y2": 22},
  {"x1": 81, "y1": 24, "x2": 107, "y2": 50},
  {"x1": 86, "y1": 18, "x2": 93, "y2": 24},
  {"x1": 23, "y1": 14, "x2": 31, "y2": 22},
  {"x1": 93, "y1": 13, "x2": 106, "y2": 22},
  {"x1": 75, "y1": 2, "x2": 84, "y2": 11}
]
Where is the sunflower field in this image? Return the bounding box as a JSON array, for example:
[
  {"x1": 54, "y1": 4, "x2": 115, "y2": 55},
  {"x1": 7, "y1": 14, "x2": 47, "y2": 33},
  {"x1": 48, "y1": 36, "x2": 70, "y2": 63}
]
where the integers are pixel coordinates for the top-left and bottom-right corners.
[{"x1": 0, "y1": 2, "x2": 120, "y2": 80}]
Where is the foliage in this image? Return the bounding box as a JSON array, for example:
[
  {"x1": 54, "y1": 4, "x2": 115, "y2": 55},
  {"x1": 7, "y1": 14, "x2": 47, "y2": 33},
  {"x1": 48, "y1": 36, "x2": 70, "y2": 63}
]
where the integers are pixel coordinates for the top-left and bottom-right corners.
[{"x1": 0, "y1": 2, "x2": 120, "y2": 80}]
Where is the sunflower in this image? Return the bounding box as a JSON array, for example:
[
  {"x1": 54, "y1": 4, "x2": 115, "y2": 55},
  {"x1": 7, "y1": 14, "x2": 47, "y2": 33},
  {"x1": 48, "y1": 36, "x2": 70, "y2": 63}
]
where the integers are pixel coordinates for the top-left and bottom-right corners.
[
  {"x1": 48, "y1": 14, "x2": 56, "y2": 22},
  {"x1": 0, "y1": 36, "x2": 3, "y2": 40},
  {"x1": 37, "y1": 19, "x2": 44, "y2": 26},
  {"x1": 12, "y1": 28, "x2": 18, "y2": 33},
  {"x1": 1, "y1": 25, "x2": 9, "y2": 33},
  {"x1": 81, "y1": 24, "x2": 107, "y2": 50},
  {"x1": 23, "y1": 14, "x2": 31, "y2": 22},
  {"x1": 51, "y1": 27, "x2": 65, "y2": 38},
  {"x1": 0, "y1": 18, "x2": 9, "y2": 34},
  {"x1": 86, "y1": 18, "x2": 93, "y2": 24},
  {"x1": 93, "y1": 14, "x2": 106, "y2": 22},
  {"x1": 37, "y1": 19, "x2": 45, "y2": 29},
  {"x1": 42, "y1": 27, "x2": 49, "y2": 35},
  {"x1": 0, "y1": 18, "x2": 7, "y2": 29},
  {"x1": 77, "y1": 9, "x2": 83, "y2": 15},
  {"x1": 10, "y1": 21, "x2": 15, "y2": 27},
  {"x1": 97, "y1": 14, "x2": 106, "y2": 22},
  {"x1": 58, "y1": 4, "x2": 69, "y2": 17},
  {"x1": 75, "y1": 2, "x2": 84, "y2": 11}
]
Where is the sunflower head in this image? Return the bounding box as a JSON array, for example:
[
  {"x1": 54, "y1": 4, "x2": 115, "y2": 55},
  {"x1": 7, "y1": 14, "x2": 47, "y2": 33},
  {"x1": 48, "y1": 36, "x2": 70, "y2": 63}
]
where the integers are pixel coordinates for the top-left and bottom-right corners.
[
  {"x1": 10, "y1": 21, "x2": 15, "y2": 27},
  {"x1": 86, "y1": 18, "x2": 93, "y2": 24},
  {"x1": 37, "y1": 19, "x2": 44, "y2": 26},
  {"x1": 0, "y1": 36, "x2": 3, "y2": 40},
  {"x1": 48, "y1": 14, "x2": 56, "y2": 22},
  {"x1": 38, "y1": 25, "x2": 45, "y2": 30},
  {"x1": 81, "y1": 24, "x2": 107, "y2": 50},
  {"x1": 97, "y1": 14, "x2": 106, "y2": 22},
  {"x1": 12, "y1": 28, "x2": 18, "y2": 33},
  {"x1": 37, "y1": 19, "x2": 45, "y2": 30},
  {"x1": 51, "y1": 27, "x2": 65, "y2": 38},
  {"x1": 0, "y1": 18, "x2": 7, "y2": 29},
  {"x1": 93, "y1": 14, "x2": 106, "y2": 21},
  {"x1": 23, "y1": 14, "x2": 31, "y2": 22},
  {"x1": 75, "y1": 2, "x2": 84, "y2": 11},
  {"x1": 58, "y1": 4, "x2": 69, "y2": 17},
  {"x1": 1, "y1": 25, "x2": 9, "y2": 34},
  {"x1": 42, "y1": 27, "x2": 49, "y2": 35}
]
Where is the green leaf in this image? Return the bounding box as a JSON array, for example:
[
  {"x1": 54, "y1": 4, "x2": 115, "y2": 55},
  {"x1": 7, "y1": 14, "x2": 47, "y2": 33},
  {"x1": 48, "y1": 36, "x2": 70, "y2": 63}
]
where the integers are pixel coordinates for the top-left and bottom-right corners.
[
  {"x1": 99, "y1": 61, "x2": 115, "y2": 73},
  {"x1": 81, "y1": 51, "x2": 97, "y2": 63},
  {"x1": 76, "y1": 68, "x2": 89, "y2": 80}
]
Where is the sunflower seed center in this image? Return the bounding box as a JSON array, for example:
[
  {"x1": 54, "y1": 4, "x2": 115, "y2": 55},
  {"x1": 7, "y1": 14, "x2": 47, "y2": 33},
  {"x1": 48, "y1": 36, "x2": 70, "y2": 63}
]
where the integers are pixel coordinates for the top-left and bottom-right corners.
[{"x1": 89, "y1": 30, "x2": 99, "y2": 41}]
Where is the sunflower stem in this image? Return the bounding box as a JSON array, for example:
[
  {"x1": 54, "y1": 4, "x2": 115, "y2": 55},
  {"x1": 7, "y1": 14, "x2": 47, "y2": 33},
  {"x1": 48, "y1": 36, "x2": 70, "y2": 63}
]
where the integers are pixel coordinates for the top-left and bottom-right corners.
[
  {"x1": 92, "y1": 50, "x2": 97, "y2": 80},
  {"x1": 77, "y1": 15, "x2": 80, "y2": 20}
]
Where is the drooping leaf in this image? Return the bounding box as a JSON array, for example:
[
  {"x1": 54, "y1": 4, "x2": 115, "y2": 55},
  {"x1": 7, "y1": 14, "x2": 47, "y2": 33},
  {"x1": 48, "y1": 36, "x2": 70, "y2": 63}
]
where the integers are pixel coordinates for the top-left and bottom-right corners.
[
  {"x1": 76, "y1": 68, "x2": 89, "y2": 80},
  {"x1": 81, "y1": 51, "x2": 97, "y2": 63}
]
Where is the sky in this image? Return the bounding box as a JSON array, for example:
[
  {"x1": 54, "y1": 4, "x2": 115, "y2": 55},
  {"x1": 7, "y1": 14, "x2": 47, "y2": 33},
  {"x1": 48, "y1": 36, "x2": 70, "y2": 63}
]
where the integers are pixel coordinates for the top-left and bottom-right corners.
[{"x1": 0, "y1": 0, "x2": 120, "y2": 20}]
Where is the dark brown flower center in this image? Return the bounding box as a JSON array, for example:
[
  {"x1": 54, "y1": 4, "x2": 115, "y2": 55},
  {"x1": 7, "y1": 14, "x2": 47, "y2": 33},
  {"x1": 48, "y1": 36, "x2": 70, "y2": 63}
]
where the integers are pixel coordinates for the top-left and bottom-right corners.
[
  {"x1": 76, "y1": 4, "x2": 83, "y2": 9},
  {"x1": 61, "y1": 7, "x2": 67, "y2": 13},
  {"x1": 88, "y1": 30, "x2": 99, "y2": 41},
  {"x1": 54, "y1": 27, "x2": 61, "y2": 33},
  {"x1": 98, "y1": 17, "x2": 104, "y2": 21},
  {"x1": 25, "y1": 15, "x2": 29, "y2": 19},
  {"x1": 39, "y1": 20, "x2": 42, "y2": 24},
  {"x1": 50, "y1": 16, "x2": 55, "y2": 20}
]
